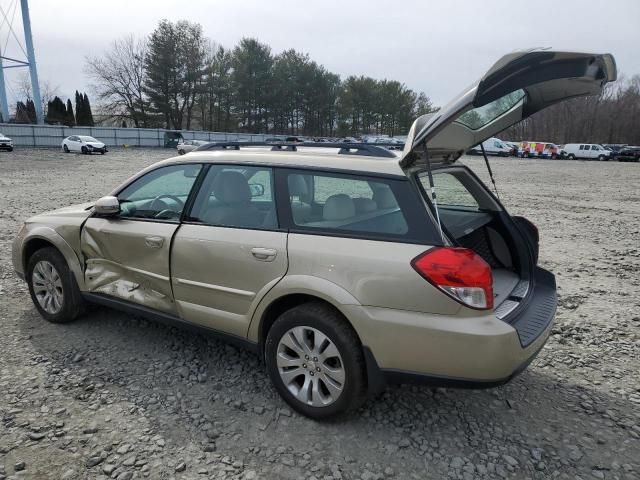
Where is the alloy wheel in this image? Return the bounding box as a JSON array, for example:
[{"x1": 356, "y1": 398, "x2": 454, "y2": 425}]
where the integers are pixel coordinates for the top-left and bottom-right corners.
[
  {"x1": 32, "y1": 260, "x2": 64, "y2": 314},
  {"x1": 276, "y1": 326, "x2": 345, "y2": 407}
]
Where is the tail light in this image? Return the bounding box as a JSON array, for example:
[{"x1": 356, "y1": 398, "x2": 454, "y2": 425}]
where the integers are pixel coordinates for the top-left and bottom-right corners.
[{"x1": 411, "y1": 247, "x2": 493, "y2": 310}]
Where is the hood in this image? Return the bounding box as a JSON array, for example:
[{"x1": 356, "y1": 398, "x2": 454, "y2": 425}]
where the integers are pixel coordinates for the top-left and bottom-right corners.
[
  {"x1": 28, "y1": 202, "x2": 94, "y2": 223},
  {"x1": 400, "y1": 49, "x2": 617, "y2": 171}
]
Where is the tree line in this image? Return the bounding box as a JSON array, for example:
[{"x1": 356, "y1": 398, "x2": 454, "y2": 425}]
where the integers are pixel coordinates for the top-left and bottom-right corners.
[
  {"x1": 504, "y1": 75, "x2": 640, "y2": 145},
  {"x1": 86, "y1": 20, "x2": 435, "y2": 136},
  {"x1": 14, "y1": 90, "x2": 95, "y2": 126}
]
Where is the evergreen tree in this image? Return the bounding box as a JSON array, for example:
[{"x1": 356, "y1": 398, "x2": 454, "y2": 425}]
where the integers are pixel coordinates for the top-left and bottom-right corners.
[
  {"x1": 45, "y1": 96, "x2": 67, "y2": 124},
  {"x1": 26, "y1": 99, "x2": 37, "y2": 123},
  {"x1": 65, "y1": 99, "x2": 76, "y2": 126},
  {"x1": 83, "y1": 93, "x2": 95, "y2": 126},
  {"x1": 75, "y1": 90, "x2": 84, "y2": 125}
]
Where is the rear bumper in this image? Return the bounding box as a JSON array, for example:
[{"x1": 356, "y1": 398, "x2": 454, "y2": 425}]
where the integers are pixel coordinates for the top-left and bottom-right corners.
[{"x1": 346, "y1": 267, "x2": 557, "y2": 389}]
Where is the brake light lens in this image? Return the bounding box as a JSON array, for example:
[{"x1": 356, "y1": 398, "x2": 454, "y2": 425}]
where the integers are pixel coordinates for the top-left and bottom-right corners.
[{"x1": 411, "y1": 247, "x2": 493, "y2": 310}]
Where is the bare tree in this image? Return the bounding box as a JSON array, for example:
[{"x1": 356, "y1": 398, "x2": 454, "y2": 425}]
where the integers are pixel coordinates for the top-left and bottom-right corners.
[
  {"x1": 15, "y1": 72, "x2": 60, "y2": 117},
  {"x1": 85, "y1": 35, "x2": 150, "y2": 127}
]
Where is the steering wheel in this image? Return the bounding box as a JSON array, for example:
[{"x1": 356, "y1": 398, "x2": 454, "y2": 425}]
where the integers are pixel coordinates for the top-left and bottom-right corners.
[{"x1": 150, "y1": 194, "x2": 185, "y2": 214}]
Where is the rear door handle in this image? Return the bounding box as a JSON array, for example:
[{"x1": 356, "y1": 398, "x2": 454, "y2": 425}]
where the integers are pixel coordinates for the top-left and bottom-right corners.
[
  {"x1": 251, "y1": 247, "x2": 277, "y2": 262},
  {"x1": 144, "y1": 236, "x2": 164, "y2": 248}
]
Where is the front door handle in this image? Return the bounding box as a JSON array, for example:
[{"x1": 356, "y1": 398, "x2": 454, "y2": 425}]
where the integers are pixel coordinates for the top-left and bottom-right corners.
[
  {"x1": 144, "y1": 236, "x2": 164, "y2": 248},
  {"x1": 251, "y1": 247, "x2": 277, "y2": 262}
]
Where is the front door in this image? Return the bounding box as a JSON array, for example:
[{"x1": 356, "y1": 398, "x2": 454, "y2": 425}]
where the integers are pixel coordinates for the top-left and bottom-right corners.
[
  {"x1": 81, "y1": 163, "x2": 203, "y2": 313},
  {"x1": 170, "y1": 164, "x2": 288, "y2": 337}
]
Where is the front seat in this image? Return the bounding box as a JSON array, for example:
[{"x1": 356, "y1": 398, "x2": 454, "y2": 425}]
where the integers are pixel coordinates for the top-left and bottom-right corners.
[
  {"x1": 288, "y1": 174, "x2": 312, "y2": 224},
  {"x1": 202, "y1": 171, "x2": 262, "y2": 227}
]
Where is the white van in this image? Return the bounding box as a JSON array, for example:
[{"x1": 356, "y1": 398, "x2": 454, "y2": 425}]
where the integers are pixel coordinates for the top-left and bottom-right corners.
[
  {"x1": 468, "y1": 137, "x2": 512, "y2": 156},
  {"x1": 563, "y1": 143, "x2": 611, "y2": 161}
]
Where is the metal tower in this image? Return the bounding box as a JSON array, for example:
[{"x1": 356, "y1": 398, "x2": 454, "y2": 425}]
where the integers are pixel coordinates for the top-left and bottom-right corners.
[{"x1": 0, "y1": 0, "x2": 43, "y2": 123}]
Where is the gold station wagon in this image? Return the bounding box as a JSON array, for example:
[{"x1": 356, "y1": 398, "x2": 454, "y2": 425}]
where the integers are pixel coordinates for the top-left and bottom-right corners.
[{"x1": 13, "y1": 50, "x2": 616, "y2": 418}]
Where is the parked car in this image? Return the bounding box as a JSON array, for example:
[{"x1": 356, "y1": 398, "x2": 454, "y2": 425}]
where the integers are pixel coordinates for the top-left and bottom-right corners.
[
  {"x1": 62, "y1": 135, "x2": 107, "y2": 154},
  {"x1": 0, "y1": 132, "x2": 13, "y2": 151},
  {"x1": 614, "y1": 146, "x2": 640, "y2": 162},
  {"x1": 12, "y1": 49, "x2": 615, "y2": 419},
  {"x1": 468, "y1": 137, "x2": 512, "y2": 156},
  {"x1": 177, "y1": 139, "x2": 208, "y2": 155},
  {"x1": 562, "y1": 143, "x2": 611, "y2": 160}
]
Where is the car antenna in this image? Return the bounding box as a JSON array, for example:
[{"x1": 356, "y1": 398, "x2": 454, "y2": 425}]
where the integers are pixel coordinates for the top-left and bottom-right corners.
[
  {"x1": 480, "y1": 142, "x2": 500, "y2": 199},
  {"x1": 422, "y1": 141, "x2": 445, "y2": 242}
]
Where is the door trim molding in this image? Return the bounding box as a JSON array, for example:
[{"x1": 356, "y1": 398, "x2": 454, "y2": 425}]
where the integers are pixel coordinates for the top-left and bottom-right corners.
[{"x1": 173, "y1": 277, "x2": 255, "y2": 298}]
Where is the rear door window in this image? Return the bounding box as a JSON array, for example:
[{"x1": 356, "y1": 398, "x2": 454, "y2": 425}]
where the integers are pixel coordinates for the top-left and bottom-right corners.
[{"x1": 280, "y1": 169, "x2": 444, "y2": 244}]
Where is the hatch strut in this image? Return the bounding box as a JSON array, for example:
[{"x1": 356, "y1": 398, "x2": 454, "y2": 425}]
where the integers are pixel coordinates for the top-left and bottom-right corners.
[
  {"x1": 480, "y1": 143, "x2": 500, "y2": 199},
  {"x1": 422, "y1": 142, "x2": 445, "y2": 242}
]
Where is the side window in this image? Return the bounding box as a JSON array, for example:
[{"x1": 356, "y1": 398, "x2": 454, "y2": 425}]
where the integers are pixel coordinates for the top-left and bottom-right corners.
[
  {"x1": 286, "y1": 171, "x2": 408, "y2": 236},
  {"x1": 420, "y1": 172, "x2": 480, "y2": 209},
  {"x1": 592, "y1": 145, "x2": 599, "y2": 151},
  {"x1": 579, "y1": 145, "x2": 584, "y2": 150},
  {"x1": 117, "y1": 164, "x2": 202, "y2": 221},
  {"x1": 188, "y1": 165, "x2": 276, "y2": 229}
]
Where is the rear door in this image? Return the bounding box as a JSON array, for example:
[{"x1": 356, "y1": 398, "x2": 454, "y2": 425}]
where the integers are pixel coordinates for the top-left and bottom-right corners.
[
  {"x1": 399, "y1": 50, "x2": 617, "y2": 171},
  {"x1": 170, "y1": 164, "x2": 287, "y2": 338}
]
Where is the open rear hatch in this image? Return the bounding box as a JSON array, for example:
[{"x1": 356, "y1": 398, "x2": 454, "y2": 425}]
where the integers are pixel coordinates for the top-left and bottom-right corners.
[
  {"x1": 400, "y1": 49, "x2": 617, "y2": 171},
  {"x1": 404, "y1": 49, "x2": 616, "y2": 321}
]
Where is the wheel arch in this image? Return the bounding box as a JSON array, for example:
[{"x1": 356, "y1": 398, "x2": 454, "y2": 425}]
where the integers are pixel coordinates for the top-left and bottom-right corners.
[{"x1": 21, "y1": 228, "x2": 85, "y2": 289}]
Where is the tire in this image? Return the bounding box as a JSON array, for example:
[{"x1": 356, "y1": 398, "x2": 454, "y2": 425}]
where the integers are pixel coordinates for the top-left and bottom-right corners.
[
  {"x1": 26, "y1": 247, "x2": 84, "y2": 323},
  {"x1": 81, "y1": 146, "x2": 88, "y2": 154},
  {"x1": 63, "y1": 144, "x2": 69, "y2": 153},
  {"x1": 178, "y1": 149, "x2": 185, "y2": 155},
  {"x1": 100, "y1": 150, "x2": 105, "y2": 155},
  {"x1": 265, "y1": 302, "x2": 367, "y2": 419},
  {"x1": 567, "y1": 154, "x2": 576, "y2": 160},
  {"x1": 598, "y1": 155, "x2": 606, "y2": 161}
]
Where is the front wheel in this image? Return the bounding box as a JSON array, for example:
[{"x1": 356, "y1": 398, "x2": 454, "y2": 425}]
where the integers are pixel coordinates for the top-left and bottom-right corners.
[
  {"x1": 26, "y1": 247, "x2": 84, "y2": 323},
  {"x1": 598, "y1": 155, "x2": 607, "y2": 161},
  {"x1": 265, "y1": 302, "x2": 367, "y2": 419},
  {"x1": 81, "y1": 146, "x2": 88, "y2": 154},
  {"x1": 178, "y1": 149, "x2": 186, "y2": 155},
  {"x1": 63, "y1": 144, "x2": 69, "y2": 153},
  {"x1": 567, "y1": 154, "x2": 576, "y2": 160}
]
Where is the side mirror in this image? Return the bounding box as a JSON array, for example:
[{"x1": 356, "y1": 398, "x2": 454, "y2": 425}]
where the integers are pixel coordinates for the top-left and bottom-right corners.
[
  {"x1": 249, "y1": 183, "x2": 265, "y2": 197},
  {"x1": 94, "y1": 196, "x2": 120, "y2": 216}
]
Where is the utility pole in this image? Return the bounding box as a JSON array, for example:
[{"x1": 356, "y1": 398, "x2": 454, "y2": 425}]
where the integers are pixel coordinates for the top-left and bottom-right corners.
[
  {"x1": 0, "y1": 54, "x2": 9, "y2": 122},
  {"x1": 21, "y1": 0, "x2": 43, "y2": 124},
  {"x1": 0, "y1": 0, "x2": 44, "y2": 123}
]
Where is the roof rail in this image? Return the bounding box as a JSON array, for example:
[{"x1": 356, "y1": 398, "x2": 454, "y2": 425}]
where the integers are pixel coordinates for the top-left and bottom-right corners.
[{"x1": 193, "y1": 141, "x2": 402, "y2": 158}]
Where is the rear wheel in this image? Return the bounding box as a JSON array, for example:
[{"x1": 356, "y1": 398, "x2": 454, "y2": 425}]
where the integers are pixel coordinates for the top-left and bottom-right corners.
[
  {"x1": 63, "y1": 144, "x2": 69, "y2": 153},
  {"x1": 178, "y1": 149, "x2": 186, "y2": 155},
  {"x1": 26, "y1": 247, "x2": 84, "y2": 323},
  {"x1": 265, "y1": 302, "x2": 367, "y2": 419}
]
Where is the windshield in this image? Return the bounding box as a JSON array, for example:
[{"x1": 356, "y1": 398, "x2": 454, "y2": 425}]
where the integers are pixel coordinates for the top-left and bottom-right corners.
[
  {"x1": 455, "y1": 89, "x2": 526, "y2": 130},
  {"x1": 79, "y1": 136, "x2": 99, "y2": 142}
]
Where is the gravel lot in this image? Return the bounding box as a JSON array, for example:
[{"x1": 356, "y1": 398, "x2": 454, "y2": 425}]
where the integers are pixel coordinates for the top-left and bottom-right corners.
[{"x1": 0, "y1": 147, "x2": 639, "y2": 480}]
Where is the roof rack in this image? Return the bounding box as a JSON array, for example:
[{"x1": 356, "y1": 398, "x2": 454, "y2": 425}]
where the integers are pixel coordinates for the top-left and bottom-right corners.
[{"x1": 193, "y1": 141, "x2": 402, "y2": 158}]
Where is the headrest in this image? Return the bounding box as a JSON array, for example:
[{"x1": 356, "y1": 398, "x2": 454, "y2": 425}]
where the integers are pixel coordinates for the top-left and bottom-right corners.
[
  {"x1": 213, "y1": 171, "x2": 251, "y2": 204},
  {"x1": 323, "y1": 194, "x2": 355, "y2": 221},
  {"x1": 353, "y1": 197, "x2": 377, "y2": 213},
  {"x1": 373, "y1": 187, "x2": 398, "y2": 209},
  {"x1": 288, "y1": 174, "x2": 308, "y2": 196}
]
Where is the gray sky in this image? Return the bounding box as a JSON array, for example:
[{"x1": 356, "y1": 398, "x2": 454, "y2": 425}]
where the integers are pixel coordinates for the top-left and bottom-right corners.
[{"x1": 3, "y1": 0, "x2": 640, "y2": 107}]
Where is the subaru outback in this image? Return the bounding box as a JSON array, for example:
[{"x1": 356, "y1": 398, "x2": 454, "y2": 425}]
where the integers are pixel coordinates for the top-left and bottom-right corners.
[{"x1": 12, "y1": 50, "x2": 616, "y2": 418}]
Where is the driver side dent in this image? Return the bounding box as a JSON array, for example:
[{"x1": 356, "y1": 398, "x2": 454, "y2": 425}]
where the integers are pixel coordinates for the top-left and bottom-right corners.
[{"x1": 81, "y1": 219, "x2": 178, "y2": 313}]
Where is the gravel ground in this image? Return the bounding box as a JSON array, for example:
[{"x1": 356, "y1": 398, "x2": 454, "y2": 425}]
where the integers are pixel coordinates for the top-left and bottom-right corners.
[{"x1": 0, "y1": 148, "x2": 638, "y2": 480}]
